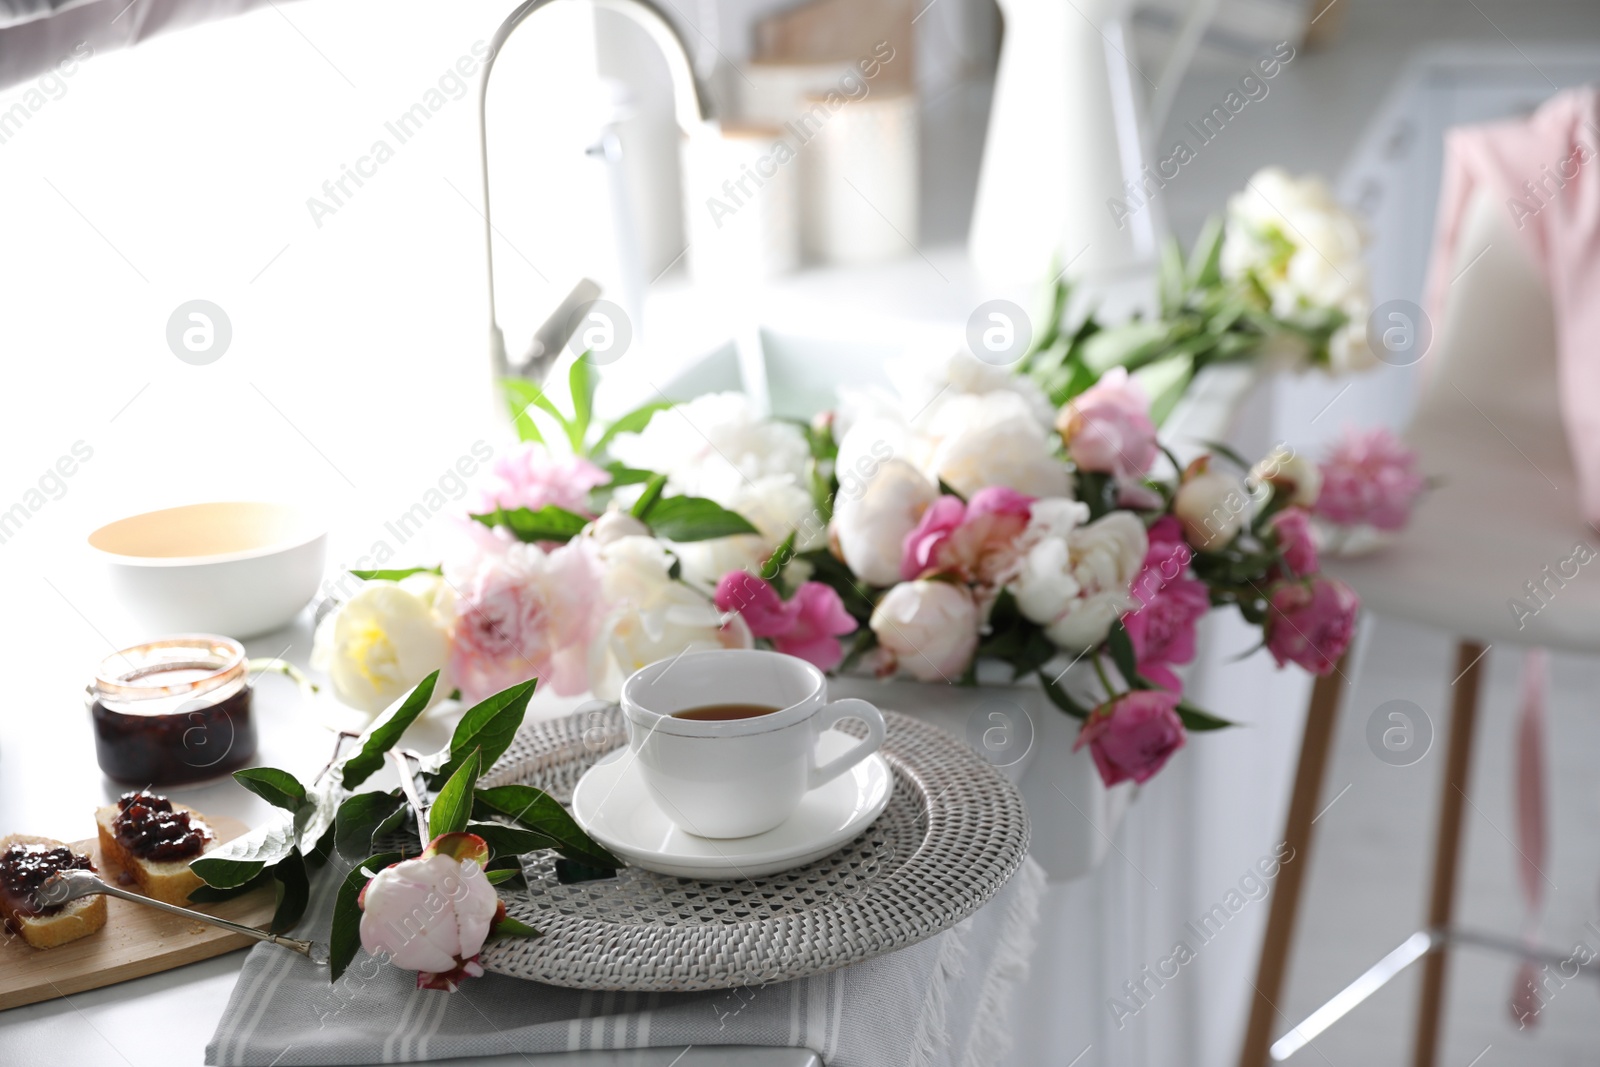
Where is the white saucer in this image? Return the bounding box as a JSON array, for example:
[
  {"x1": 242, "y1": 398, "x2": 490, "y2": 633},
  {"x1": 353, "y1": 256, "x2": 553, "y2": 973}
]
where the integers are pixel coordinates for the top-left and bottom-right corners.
[{"x1": 571, "y1": 731, "x2": 893, "y2": 880}]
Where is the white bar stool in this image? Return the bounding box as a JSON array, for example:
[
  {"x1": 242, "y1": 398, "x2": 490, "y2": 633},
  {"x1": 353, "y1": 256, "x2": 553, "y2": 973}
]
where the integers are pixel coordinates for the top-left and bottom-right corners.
[{"x1": 1240, "y1": 184, "x2": 1592, "y2": 1066}]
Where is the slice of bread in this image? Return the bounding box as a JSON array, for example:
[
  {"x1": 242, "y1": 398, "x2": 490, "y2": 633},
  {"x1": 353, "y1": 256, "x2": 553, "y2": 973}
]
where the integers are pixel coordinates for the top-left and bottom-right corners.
[
  {"x1": 95, "y1": 798, "x2": 215, "y2": 907},
  {"x1": 0, "y1": 834, "x2": 108, "y2": 950}
]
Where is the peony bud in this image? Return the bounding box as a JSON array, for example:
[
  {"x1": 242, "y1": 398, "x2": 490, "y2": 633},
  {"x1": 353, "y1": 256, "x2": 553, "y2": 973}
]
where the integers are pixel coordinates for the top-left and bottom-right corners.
[
  {"x1": 1173, "y1": 463, "x2": 1248, "y2": 551},
  {"x1": 1250, "y1": 445, "x2": 1322, "y2": 508},
  {"x1": 1074, "y1": 689, "x2": 1187, "y2": 786},
  {"x1": 358, "y1": 832, "x2": 501, "y2": 991}
]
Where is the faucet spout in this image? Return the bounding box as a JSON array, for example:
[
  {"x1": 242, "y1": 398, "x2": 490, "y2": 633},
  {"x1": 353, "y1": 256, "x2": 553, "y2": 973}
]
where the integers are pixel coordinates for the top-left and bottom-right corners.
[{"x1": 478, "y1": 0, "x2": 713, "y2": 381}]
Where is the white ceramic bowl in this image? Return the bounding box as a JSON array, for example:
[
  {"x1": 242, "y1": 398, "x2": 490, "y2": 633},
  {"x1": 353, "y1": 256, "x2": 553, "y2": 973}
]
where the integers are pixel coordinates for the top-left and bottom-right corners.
[{"x1": 89, "y1": 502, "x2": 326, "y2": 639}]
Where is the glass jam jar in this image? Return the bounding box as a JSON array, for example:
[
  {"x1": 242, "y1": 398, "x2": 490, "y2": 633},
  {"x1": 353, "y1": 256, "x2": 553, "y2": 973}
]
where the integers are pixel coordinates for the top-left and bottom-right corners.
[{"x1": 88, "y1": 635, "x2": 258, "y2": 786}]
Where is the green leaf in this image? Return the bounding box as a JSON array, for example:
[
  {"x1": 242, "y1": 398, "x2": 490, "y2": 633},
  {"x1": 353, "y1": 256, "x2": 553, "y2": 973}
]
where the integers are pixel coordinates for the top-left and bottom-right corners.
[
  {"x1": 1176, "y1": 700, "x2": 1237, "y2": 731},
  {"x1": 348, "y1": 566, "x2": 442, "y2": 581},
  {"x1": 485, "y1": 866, "x2": 524, "y2": 886},
  {"x1": 567, "y1": 357, "x2": 592, "y2": 452},
  {"x1": 429, "y1": 749, "x2": 481, "y2": 839},
  {"x1": 340, "y1": 671, "x2": 440, "y2": 790},
  {"x1": 1029, "y1": 275, "x2": 1071, "y2": 356},
  {"x1": 1186, "y1": 214, "x2": 1226, "y2": 290},
  {"x1": 306, "y1": 823, "x2": 336, "y2": 869},
  {"x1": 976, "y1": 590, "x2": 1058, "y2": 680},
  {"x1": 474, "y1": 785, "x2": 622, "y2": 869},
  {"x1": 469, "y1": 504, "x2": 589, "y2": 544},
  {"x1": 602, "y1": 463, "x2": 656, "y2": 486},
  {"x1": 190, "y1": 816, "x2": 297, "y2": 889},
  {"x1": 646, "y1": 496, "x2": 759, "y2": 542},
  {"x1": 1201, "y1": 440, "x2": 1253, "y2": 471},
  {"x1": 1106, "y1": 619, "x2": 1139, "y2": 686},
  {"x1": 1138, "y1": 354, "x2": 1194, "y2": 428},
  {"x1": 335, "y1": 790, "x2": 408, "y2": 860},
  {"x1": 232, "y1": 767, "x2": 307, "y2": 813},
  {"x1": 294, "y1": 779, "x2": 341, "y2": 858},
  {"x1": 760, "y1": 530, "x2": 798, "y2": 587},
  {"x1": 269, "y1": 848, "x2": 310, "y2": 934},
  {"x1": 186, "y1": 867, "x2": 272, "y2": 903},
  {"x1": 435, "y1": 679, "x2": 536, "y2": 785},
  {"x1": 796, "y1": 548, "x2": 876, "y2": 621},
  {"x1": 1037, "y1": 669, "x2": 1091, "y2": 719},
  {"x1": 836, "y1": 628, "x2": 879, "y2": 674},
  {"x1": 329, "y1": 851, "x2": 401, "y2": 982},
  {"x1": 467, "y1": 820, "x2": 561, "y2": 859},
  {"x1": 1080, "y1": 321, "x2": 1171, "y2": 376},
  {"x1": 503, "y1": 378, "x2": 568, "y2": 445},
  {"x1": 555, "y1": 859, "x2": 618, "y2": 884},
  {"x1": 592, "y1": 399, "x2": 674, "y2": 458},
  {"x1": 1159, "y1": 235, "x2": 1188, "y2": 315},
  {"x1": 492, "y1": 915, "x2": 543, "y2": 938},
  {"x1": 630, "y1": 473, "x2": 667, "y2": 520}
]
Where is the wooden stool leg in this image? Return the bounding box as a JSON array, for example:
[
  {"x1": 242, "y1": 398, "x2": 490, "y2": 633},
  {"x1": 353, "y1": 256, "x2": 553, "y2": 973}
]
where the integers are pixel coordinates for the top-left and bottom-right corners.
[
  {"x1": 1238, "y1": 653, "x2": 1351, "y2": 1067},
  {"x1": 1412, "y1": 640, "x2": 1486, "y2": 1067}
]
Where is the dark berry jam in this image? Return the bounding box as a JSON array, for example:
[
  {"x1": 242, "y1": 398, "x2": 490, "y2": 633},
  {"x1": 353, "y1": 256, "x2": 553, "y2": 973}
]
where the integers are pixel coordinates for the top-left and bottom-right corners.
[
  {"x1": 113, "y1": 791, "x2": 213, "y2": 862},
  {"x1": 0, "y1": 844, "x2": 95, "y2": 917},
  {"x1": 91, "y1": 682, "x2": 255, "y2": 786}
]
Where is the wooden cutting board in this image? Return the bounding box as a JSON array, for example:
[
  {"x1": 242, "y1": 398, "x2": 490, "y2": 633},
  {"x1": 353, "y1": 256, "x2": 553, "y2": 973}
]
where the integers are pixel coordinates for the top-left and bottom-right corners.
[{"x1": 0, "y1": 814, "x2": 275, "y2": 1011}]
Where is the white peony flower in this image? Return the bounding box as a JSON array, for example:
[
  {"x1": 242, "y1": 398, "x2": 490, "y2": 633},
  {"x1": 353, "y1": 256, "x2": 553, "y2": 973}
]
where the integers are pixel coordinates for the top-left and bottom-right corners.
[
  {"x1": 924, "y1": 391, "x2": 1073, "y2": 499},
  {"x1": 1009, "y1": 505, "x2": 1146, "y2": 649},
  {"x1": 886, "y1": 349, "x2": 1058, "y2": 431},
  {"x1": 870, "y1": 580, "x2": 980, "y2": 682},
  {"x1": 1221, "y1": 167, "x2": 1371, "y2": 370},
  {"x1": 830, "y1": 458, "x2": 939, "y2": 587},
  {"x1": 312, "y1": 580, "x2": 451, "y2": 714},
  {"x1": 1174, "y1": 469, "x2": 1250, "y2": 550},
  {"x1": 587, "y1": 535, "x2": 751, "y2": 700},
  {"x1": 835, "y1": 348, "x2": 1058, "y2": 470},
  {"x1": 585, "y1": 509, "x2": 651, "y2": 546},
  {"x1": 672, "y1": 474, "x2": 822, "y2": 590},
  {"x1": 608, "y1": 392, "x2": 810, "y2": 506}
]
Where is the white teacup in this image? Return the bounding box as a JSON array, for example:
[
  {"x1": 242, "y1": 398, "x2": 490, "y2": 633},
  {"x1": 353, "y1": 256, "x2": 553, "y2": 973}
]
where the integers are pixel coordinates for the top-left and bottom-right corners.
[{"x1": 620, "y1": 649, "x2": 887, "y2": 839}]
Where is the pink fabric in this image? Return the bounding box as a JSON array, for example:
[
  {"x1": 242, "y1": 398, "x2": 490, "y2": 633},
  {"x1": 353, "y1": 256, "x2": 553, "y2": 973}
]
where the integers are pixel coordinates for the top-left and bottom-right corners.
[
  {"x1": 1510, "y1": 648, "x2": 1549, "y2": 1028},
  {"x1": 1424, "y1": 87, "x2": 1600, "y2": 521}
]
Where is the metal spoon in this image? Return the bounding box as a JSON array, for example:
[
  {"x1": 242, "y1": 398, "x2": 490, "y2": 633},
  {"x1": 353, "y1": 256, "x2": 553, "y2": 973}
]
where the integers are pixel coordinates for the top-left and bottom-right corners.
[{"x1": 36, "y1": 868, "x2": 329, "y2": 964}]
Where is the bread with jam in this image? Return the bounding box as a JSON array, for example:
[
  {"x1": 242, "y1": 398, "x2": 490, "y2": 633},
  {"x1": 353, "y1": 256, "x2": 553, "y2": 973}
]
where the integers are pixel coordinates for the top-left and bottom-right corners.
[
  {"x1": 0, "y1": 835, "x2": 108, "y2": 949},
  {"x1": 94, "y1": 791, "x2": 217, "y2": 906}
]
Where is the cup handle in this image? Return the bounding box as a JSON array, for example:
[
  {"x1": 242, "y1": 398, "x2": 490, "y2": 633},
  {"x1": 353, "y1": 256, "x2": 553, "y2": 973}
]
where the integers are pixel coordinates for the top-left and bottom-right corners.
[{"x1": 808, "y1": 698, "x2": 886, "y2": 790}]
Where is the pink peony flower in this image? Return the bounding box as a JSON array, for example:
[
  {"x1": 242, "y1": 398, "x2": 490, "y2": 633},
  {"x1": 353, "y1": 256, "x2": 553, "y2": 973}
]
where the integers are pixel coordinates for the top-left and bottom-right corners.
[
  {"x1": 1265, "y1": 576, "x2": 1359, "y2": 674},
  {"x1": 1268, "y1": 507, "x2": 1320, "y2": 577},
  {"x1": 714, "y1": 572, "x2": 857, "y2": 672},
  {"x1": 1122, "y1": 516, "x2": 1207, "y2": 691},
  {"x1": 714, "y1": 570, "x2": 800, "y2": 638},
  {"x1": 476, "y1": 443, "x2": 610, "y2": 517},
  {"x1": 447, "y1": 537, "x2": 603, "y2": 700},
  {"x1": 1074, "y1": 689, "x2": 1187, "y2": 786},
  {"x1": 774, "y1": 582, "x2": 859, "y2": 672},
  {"x1": 1055, "y1": 369, "x2": 1160, "y2": 480},
  {"x1": 900, "y1": 486, "x2": 1033, "y2": 584},
  {"x1": 358, "y1": 833, "x2": 502, "y2": 991},
  {"x1": 1315, "y1": 426, "x2": 1425, "y2": 532}
]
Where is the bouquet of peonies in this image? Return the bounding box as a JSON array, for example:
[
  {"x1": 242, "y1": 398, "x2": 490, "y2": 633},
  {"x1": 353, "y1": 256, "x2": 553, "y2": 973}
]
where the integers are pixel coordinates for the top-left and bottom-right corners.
[{"x1": 313, "y1": 169, "x2": 1426, "y2": 789}]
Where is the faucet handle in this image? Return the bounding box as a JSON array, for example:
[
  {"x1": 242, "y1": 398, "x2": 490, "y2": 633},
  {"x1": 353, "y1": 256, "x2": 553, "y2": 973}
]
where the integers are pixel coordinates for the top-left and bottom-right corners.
[{"x1": 510, "y1": 277, "x2": 604, "y2": 384}]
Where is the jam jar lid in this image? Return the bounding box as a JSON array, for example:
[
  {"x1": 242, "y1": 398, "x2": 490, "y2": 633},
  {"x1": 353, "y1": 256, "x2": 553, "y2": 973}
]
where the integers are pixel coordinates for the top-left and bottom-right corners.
[{"x1": 91, "y1": 634, "x2": 247, "y2": 708}]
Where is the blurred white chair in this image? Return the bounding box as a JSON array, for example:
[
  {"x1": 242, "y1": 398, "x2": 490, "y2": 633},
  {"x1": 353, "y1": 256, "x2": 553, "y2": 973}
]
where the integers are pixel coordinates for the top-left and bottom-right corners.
[{"x1": 1240, "y1": 184, "x2": 1594, "y2": 1066}]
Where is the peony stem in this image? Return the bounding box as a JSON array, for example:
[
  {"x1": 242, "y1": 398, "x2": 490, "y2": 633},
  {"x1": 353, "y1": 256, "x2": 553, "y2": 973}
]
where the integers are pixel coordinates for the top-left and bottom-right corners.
[
  {"x1": 389, "y1": 748, "x2": 431, "y2": 849},
  {"x1": 1092, "y1": 655, "x2": 1118, "y2": 704},
  {"x1": 312, "y1": 730, "x2": 361, "y2": 786}
]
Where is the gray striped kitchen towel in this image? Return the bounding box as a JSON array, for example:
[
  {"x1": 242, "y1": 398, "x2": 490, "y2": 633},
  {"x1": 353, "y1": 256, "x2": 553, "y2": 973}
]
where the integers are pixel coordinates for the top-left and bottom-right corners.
[{"x1": 205, "y1": 857, "x2": 1043, "y2": 1067}]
